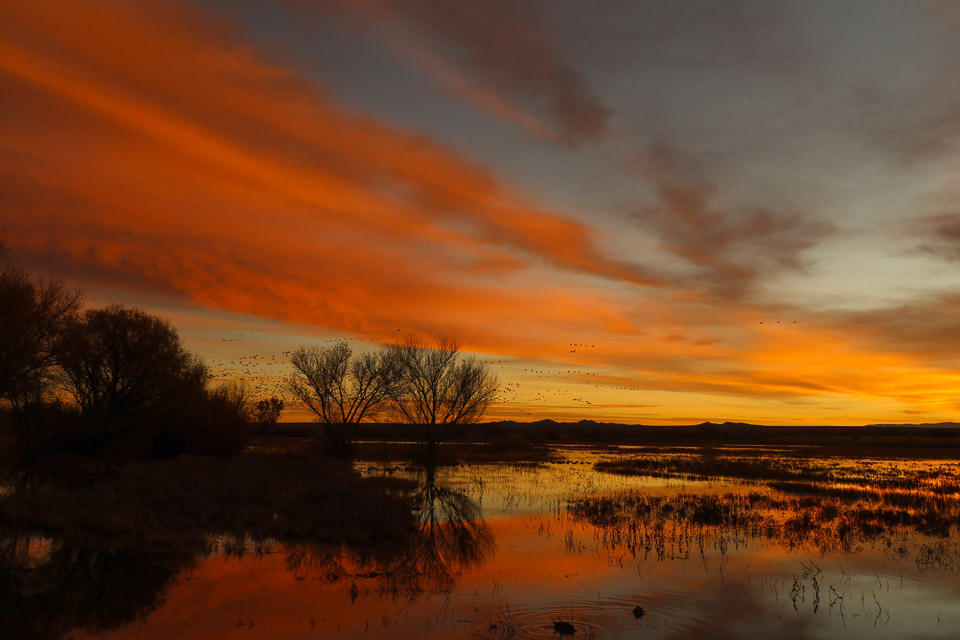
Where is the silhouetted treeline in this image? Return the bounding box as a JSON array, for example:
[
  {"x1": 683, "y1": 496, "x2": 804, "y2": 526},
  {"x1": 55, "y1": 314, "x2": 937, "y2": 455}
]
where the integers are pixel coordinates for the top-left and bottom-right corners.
[{"x1": 0, "y1": 238, "x2": 262, "y2": 463}]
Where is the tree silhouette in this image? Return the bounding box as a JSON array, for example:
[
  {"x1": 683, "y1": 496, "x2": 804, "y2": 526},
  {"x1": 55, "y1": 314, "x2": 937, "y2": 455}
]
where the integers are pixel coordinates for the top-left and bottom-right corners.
[
  {"x1": 392, "y1": 464, "x2": 495, "y2": 592},
  {"x1": 0, "y1": 239, "x2": 81, "y2": 458},
  {"x1": 0, "y1": 241, "x2": 80, "y2": 409},
  {"x1": 56, "y1": 304, "x2": 208, "y2": 453},
  {"x1": 389, "y1": 336, "x2": 499, "y2": 449},
  {"x1": 286, "y1": 342, "x2": 398, "y2": 457}
]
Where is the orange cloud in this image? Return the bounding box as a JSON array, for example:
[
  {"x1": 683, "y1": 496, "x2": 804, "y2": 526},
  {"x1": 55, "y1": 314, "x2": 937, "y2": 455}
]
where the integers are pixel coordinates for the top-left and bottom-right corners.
[
  {"x1": 0, "y1": 0, "x2": 675, "y2": 419},
  {"x1": 1, "y1": 0, "x2": 959, "y2": 425}
]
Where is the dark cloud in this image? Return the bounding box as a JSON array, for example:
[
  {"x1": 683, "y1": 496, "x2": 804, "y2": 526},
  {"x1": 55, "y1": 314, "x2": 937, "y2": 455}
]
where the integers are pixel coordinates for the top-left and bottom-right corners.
[
  {"x1": 281, "y1": 0, "x2": 610, "y2": 143},
  {"x1": 913, "y1": 213, "x2": 960, "y2": 262},
  {"x1": 394, "y1": 0, "x2": 610, "y2": 141},
  {"x1": 828, "y1": 293, "x2": 960, "y2": 365},
  {"x1": 591, "y1": 0, "x2": 805, "y2": 74},
  {"x1": 847, "y1": 81, "x2": 960, "y2": 167},
  {"x1": 812, "y1": 4, "x2": 960, "y2": 167},
  {"x1": 634, "y1": 140, "x2": 833, "y2": 297}
]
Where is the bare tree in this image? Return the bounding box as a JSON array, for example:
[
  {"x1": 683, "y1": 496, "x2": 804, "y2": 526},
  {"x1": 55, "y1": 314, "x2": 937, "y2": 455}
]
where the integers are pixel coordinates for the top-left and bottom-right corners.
[
  {"x1": 0, "y1": 240, "x2": 81, "y2": 408},
  {"x1": 389, "y1": 337, "x2": 499, "y2": 450},
  {"x1": 286, "y1": 342, "x2": 397, "y2": 457},
  {"x1": 56, "y1": 304, "x2": 208, "y2": 448}
]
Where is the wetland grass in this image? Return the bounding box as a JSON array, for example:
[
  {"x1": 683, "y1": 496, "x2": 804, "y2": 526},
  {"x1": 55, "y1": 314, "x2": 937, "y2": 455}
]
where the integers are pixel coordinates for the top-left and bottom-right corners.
[{"x1": 0, "y1": 450, "x2": 416, "y2": 548}]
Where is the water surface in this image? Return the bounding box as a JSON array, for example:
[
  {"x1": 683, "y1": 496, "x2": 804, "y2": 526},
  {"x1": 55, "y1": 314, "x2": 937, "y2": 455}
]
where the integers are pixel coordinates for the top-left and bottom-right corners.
[{"x1": 7, "y1": 446, "x2": 960, "y2": 639}]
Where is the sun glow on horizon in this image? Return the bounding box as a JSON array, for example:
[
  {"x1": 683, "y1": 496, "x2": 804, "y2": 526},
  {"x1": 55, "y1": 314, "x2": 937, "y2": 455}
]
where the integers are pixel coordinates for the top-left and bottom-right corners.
[{"x1": 2, "y1": 0, "x2": 959, "y2": 426}]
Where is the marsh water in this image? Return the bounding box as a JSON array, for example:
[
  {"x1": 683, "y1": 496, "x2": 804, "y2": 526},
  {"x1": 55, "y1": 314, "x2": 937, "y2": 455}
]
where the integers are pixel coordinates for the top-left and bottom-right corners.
[{"x1": 6, "y1": 445, "x2": 960, "y2": 639}]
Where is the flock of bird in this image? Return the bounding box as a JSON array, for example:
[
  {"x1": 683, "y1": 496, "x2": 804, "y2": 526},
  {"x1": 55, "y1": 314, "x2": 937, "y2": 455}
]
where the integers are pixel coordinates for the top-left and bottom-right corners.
[
  {"x1": 208, "y1": 329, "x2": 669, "y2": 416},
  {"x1": 205, "y1": 316, "x2": 802, "y2": 418},
  {"x1": 213, "y1": 332, "x2": 291, "y2": 398},
  {"x1": 479, "y1": 343, "x2": 647, "y2": 413}
]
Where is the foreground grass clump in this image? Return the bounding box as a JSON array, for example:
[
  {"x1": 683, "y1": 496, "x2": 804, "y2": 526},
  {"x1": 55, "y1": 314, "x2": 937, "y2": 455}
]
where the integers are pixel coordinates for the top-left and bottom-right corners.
[
  {"x1": 570, "y1": 490, "x2": 960, "y2": 560},
  {"x1": 0, "y1": 452, "x2": 416, "y2": 547}
]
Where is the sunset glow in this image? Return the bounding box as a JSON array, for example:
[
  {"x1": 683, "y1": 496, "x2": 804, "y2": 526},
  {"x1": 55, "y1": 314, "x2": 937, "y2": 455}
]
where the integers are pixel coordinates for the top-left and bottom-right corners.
[{"x1": 3, "y1": 1, "x2": 959, "y2": 424}]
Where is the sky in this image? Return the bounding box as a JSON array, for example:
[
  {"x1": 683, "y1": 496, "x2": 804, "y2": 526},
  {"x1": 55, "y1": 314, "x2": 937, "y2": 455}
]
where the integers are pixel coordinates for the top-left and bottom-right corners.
[{"x1": 1, "y1": 0, "x2": 959, "y2": 425}]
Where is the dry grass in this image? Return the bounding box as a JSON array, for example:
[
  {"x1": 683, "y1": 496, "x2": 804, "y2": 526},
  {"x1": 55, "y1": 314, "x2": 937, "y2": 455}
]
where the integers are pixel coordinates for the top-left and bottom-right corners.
[
  {"x1": 0, "y1": 451, "x2": 416, "y2": 549},
  {"x1": 596, "y1": 451, "x2": 960, "y2": 494},
  {"x1": 570, "y1": 489, "x2": 960, "y2": 559},
  {"x1": 580, "y1": 451, "x2": 960, "y2": 564}
]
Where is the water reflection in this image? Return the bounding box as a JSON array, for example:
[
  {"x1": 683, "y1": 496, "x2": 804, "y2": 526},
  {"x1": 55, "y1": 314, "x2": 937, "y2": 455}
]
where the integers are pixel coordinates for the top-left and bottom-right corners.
[
  {"x1": 285, "y1": 464, "x2": 494, "y2": 595},
  {"x1": 580, "y1": 451, "x2": 960, "y2": 569},
  {"x1": 0, "y1": 463, "x2": 494, "y2": 638},
  {"x1": 0, "y1": 535, "x2": 200, "y2": 640},
  {"x1": 4, "y1": 450, "x2": 960, "y2": 638},
  {"x1": 400, "y1": 465, "x2": 496, "y2": 591},
  {"x1": 571, "y1": 489, "x2": 960, "y2": 567}
]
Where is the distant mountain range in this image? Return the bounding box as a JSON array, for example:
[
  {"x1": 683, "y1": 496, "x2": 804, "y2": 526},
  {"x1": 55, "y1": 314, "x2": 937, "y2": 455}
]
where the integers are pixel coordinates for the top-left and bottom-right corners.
[
  {"x1": 863, "y1": 422, "x2": 960, "y2": 429},
  {"x1": 282, "y1": 418, "x2": 960, "y2": 449},
  {"x1": 489, "y1": 419, "x2": 960, "y2": 429}
]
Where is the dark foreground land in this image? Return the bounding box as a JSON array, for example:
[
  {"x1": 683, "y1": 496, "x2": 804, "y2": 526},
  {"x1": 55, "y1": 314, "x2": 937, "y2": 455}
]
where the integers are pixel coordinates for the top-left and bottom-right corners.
[{"x1": 0, "y1": 452, "x2": 415, "y2": 548}]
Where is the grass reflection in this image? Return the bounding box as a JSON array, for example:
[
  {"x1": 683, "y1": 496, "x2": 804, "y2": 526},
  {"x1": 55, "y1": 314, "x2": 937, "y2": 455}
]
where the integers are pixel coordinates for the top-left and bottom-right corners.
[{"x1": 578, "y1": 451, "x2": 960, "y2": 571}]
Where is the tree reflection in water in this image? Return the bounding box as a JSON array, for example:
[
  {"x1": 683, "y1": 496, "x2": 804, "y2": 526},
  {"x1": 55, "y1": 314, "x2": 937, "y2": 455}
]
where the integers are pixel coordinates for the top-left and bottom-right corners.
[
  {"x1": 0, "y1": 463, "x2": 494, "y2": 637},
  {"x1": 0, "y1": 534, "x2": 201, "y2": 640},
  {"x1": 396, "y1": 464, "x2": 496, "y2": 591},
  {"x1": 286, "y1": 463, "x2": 495, "y2": 596}
]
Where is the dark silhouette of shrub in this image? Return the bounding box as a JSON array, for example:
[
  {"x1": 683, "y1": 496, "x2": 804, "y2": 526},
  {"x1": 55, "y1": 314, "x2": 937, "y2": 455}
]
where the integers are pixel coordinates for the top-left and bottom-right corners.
[
  {"x1": 251, "y1": 396, "x2": 284, "y2": 433},
  {"x1": 172, "y1": 382, "x2": 252, "y2": 457}
]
